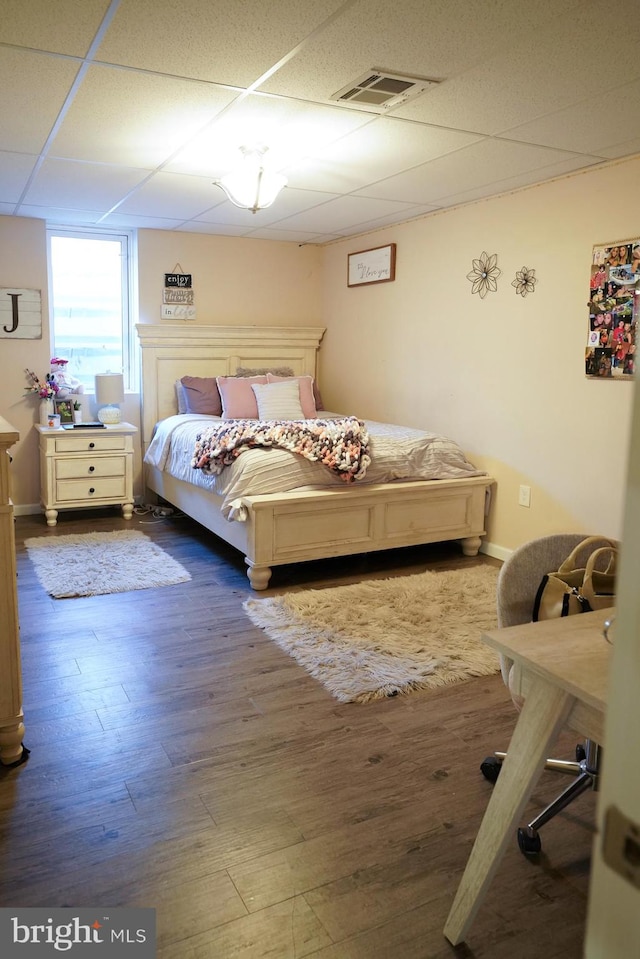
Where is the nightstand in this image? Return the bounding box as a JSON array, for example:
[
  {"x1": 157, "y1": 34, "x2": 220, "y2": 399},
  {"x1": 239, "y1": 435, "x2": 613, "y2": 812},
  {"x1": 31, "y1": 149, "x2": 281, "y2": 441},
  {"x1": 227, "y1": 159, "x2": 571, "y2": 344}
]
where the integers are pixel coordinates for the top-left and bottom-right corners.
[{"x1": 36, "y1": 422, "x2": 137, "y2": 527}]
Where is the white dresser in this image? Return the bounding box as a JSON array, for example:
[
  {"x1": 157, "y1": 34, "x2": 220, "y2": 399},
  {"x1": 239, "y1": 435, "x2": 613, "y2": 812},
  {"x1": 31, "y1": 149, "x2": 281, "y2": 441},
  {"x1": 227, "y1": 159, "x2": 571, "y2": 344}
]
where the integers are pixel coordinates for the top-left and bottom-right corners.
[{"x1": 37, "y1": 422, "x2": 137, "y2": 526}]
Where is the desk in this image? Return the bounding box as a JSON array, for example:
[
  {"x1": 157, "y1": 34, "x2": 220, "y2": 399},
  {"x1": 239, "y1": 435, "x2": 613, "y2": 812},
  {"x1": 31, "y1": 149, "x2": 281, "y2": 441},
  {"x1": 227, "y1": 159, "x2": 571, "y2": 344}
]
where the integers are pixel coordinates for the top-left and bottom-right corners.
[{"x1": 444, "y1": 607, "x2": 612, "y2": 946}]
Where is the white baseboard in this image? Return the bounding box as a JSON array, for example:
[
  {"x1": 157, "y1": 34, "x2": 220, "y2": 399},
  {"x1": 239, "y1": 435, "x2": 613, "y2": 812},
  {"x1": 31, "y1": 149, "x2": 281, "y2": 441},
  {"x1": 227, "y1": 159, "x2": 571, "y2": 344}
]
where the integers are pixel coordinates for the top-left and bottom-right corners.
[
  {"x1": 14, "y1": 503, "x2": 41, "y2": 516},
  {"x1": 479, "y1": 540, "x2": 511, "y2": 563}
]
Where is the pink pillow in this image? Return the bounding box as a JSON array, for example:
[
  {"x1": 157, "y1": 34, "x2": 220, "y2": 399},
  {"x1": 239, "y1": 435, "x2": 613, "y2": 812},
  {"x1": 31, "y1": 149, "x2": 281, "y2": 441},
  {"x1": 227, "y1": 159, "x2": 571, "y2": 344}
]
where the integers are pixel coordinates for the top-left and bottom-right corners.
[
  {"x1": 266, "y1": 374, "x2": 317, "y2": 418},
  {"x1": 180, "y1": 376, "x2": 222, "y2": 416},
  {"x1": 217, "y1": 375, "x2": 267, "y2": 418}
]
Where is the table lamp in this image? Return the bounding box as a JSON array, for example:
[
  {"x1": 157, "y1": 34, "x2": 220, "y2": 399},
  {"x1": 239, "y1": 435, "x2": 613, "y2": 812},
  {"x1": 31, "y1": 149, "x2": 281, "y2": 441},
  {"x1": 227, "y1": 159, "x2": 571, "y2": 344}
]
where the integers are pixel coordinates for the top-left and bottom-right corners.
[{"x1": 94, "y1": 373, "x2": 124, "y2": 424}]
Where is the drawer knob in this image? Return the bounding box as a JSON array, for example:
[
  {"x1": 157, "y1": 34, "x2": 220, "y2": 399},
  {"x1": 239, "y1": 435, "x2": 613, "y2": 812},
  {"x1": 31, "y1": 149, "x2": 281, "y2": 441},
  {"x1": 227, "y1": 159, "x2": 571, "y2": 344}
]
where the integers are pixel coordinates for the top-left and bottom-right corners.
[
  {"x1": 89, "y1": 442, "x2": 95, "y2": 449},
  {"x1": 89, "y1": 487, "x2": 95, "y2": 494},
  {"x1": 88, "y1": 466, "x2": 95, "y2": 472}
]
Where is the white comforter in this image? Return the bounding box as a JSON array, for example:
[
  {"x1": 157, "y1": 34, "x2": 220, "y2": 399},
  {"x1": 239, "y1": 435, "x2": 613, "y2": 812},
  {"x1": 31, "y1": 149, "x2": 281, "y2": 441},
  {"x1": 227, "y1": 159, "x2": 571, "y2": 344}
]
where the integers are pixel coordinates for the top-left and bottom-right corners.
[{"x1": 144, "y1": 413, "x2": 486, "y2": 520}]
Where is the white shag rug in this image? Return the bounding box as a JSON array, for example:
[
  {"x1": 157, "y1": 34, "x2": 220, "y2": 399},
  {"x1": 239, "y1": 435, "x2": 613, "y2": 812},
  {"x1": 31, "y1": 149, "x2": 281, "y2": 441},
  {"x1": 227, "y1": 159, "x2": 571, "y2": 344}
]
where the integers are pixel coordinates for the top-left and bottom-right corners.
[
  {"x1": 243, "y1": 564, "x2": 500, "y2": 703},
  {"x1": 24, "y1": 530, "x2": 191, "y2": 598}
]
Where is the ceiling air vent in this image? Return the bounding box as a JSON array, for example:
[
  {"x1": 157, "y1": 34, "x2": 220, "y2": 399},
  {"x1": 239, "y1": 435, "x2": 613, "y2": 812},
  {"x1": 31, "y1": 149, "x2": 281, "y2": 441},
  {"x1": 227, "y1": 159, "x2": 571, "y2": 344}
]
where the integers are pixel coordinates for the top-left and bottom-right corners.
[{"x1": 331, "y1": 70, "x2": 439, "y2": 111}]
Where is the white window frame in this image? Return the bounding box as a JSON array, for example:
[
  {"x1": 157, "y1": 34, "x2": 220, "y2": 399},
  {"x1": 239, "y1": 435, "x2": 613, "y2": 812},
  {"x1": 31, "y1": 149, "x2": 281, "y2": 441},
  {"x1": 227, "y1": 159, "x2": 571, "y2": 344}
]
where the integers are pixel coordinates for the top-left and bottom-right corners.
[{"x1": 47, "y1": 227, "x2": 138, "y2": 392}]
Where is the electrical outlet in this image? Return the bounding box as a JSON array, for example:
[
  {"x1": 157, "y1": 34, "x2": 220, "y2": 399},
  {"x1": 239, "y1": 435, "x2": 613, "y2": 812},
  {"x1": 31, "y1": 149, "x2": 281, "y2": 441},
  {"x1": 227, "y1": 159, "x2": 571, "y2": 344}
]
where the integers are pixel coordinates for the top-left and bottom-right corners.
[{"x1": 518, "y1": 485, "x2": 531, "y2": 508}]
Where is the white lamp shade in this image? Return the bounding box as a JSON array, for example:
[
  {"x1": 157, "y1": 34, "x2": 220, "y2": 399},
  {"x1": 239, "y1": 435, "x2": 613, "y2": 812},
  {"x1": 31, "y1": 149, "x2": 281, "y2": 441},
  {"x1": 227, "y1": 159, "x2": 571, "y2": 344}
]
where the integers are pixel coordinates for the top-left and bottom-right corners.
[
  {"x1": 95, "y1": 373, "x2": 124, "y2": 405},
  {"x1": 217, "y1": 147, "x2": 287, "y2": 213},
  {"x1": 95, "y1": 373, "x2": 124, "y2": 423}
]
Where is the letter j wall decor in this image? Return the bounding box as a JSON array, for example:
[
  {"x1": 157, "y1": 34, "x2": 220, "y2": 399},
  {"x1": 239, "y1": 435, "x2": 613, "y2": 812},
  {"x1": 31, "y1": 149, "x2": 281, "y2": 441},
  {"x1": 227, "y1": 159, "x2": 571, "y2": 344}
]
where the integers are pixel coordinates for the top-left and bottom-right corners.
[{"x1": 0, "y1": 288, "x2": 42, "y2": 339}]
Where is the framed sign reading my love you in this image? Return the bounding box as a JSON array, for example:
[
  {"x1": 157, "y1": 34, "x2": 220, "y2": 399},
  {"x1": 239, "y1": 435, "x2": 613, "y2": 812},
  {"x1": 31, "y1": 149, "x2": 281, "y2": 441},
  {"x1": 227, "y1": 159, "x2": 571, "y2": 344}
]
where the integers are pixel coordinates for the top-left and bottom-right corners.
[{"x1": 347, "y1": 244, "x2": 396, "y2": 287}]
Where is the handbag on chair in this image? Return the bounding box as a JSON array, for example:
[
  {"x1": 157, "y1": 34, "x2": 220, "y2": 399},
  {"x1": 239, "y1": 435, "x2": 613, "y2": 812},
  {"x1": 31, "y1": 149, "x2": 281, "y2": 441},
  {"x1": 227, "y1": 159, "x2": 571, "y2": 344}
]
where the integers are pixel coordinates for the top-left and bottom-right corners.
[{"x1": 532, "y1": 536, "x2": 617, "y2": 621}]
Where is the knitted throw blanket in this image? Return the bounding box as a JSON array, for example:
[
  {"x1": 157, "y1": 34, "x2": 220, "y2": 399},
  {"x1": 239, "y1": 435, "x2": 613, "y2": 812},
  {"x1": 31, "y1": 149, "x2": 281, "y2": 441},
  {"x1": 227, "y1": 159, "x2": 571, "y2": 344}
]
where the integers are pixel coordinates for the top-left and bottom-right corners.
[{"x1": 192, "y1": 417, "x2": 371, "y2": 483}]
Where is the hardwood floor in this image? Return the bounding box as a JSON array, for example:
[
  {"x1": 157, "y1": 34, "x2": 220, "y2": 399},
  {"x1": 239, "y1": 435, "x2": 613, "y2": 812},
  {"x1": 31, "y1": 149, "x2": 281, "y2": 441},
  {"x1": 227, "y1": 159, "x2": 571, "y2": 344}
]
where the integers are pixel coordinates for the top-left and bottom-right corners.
[{"x1": 2, "y1": 508, "x2": 594, "y2": 958}]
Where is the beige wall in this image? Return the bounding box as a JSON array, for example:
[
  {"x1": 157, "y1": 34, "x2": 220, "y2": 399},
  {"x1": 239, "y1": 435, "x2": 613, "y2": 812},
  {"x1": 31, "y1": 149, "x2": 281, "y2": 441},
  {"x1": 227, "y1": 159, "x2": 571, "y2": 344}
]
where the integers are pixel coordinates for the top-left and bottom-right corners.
[
  {"x1": 320, "y1": 155, "x2": 639, "y2": 555},
  {"x1": 136, "y1": 230, "x2": 323, "y2": 328},
  {"x1": 1, "y1": 154, "x2": 637, "y2": 554}
]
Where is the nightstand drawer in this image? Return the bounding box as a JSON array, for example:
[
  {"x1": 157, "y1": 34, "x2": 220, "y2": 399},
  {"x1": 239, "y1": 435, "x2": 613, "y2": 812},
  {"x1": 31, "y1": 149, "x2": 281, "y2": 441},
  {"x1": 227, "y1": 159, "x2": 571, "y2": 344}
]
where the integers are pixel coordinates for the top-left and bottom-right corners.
[
  {"x1": 55, "y1": 477, "x2": 126, "y2": 503},
  {"x1": 54, "y1": 435, "x2": 127, "y2": 453},
  {"x1": 55, "y1": 456, "x2": 125, "y2": 480}
]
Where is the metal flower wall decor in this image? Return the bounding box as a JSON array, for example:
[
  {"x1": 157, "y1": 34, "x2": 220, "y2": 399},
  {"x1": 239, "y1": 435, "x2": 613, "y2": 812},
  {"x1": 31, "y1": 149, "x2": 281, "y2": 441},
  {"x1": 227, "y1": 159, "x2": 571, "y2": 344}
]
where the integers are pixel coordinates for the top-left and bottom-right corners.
[
  {"x1": 512, "y1": 266, "x2": 537, "y2": 297},
  {"x1": 466, "y1": 251, "x2": 501, "y2": 298}
]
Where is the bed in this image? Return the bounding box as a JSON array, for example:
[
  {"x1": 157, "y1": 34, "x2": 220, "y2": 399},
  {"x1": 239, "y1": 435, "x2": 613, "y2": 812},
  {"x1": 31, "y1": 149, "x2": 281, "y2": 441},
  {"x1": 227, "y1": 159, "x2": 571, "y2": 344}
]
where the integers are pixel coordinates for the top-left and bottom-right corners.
[{"x1": 137, "y1": 324, "x2": 494, "y2": 589}]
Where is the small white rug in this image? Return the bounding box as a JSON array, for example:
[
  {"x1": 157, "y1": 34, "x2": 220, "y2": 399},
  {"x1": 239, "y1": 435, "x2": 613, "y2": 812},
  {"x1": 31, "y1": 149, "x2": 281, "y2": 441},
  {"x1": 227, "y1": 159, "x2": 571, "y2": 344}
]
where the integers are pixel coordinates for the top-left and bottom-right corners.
[
  {"x1": 24, "y1": 530, "x2": 191, "y2": 598},
  {"x1": 243, "y1": 564, "x2": 500, "y2": 703}
]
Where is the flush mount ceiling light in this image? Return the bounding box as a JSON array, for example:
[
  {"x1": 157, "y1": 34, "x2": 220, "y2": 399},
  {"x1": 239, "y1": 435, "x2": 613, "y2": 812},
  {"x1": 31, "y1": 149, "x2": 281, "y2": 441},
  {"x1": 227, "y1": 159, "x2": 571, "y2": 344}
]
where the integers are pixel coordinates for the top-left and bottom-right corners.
[{"x1": 213, "y1": 146, "x2": 287, "y2": 214}]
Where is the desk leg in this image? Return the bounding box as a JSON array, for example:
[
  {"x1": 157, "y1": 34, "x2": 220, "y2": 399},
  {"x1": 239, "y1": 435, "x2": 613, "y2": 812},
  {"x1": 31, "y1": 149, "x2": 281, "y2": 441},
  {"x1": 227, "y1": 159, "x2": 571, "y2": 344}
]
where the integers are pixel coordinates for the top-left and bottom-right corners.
[{"x1": 443, "y1": 679, "x2": 575, "y2": 946}]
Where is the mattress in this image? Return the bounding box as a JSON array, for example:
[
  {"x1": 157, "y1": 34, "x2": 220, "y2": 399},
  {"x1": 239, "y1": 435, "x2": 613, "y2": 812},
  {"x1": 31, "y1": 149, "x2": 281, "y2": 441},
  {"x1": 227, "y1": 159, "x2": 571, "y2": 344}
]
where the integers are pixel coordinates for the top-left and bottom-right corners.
[{"x1": 144, "y1": 413, "x2": 487, "y2": 520}]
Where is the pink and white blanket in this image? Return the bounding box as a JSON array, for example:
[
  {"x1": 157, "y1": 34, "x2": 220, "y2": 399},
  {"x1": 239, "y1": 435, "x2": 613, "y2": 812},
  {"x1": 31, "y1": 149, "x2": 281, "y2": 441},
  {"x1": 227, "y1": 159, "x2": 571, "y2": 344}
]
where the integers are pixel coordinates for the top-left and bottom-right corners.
[{"x1": 191, "y1": 416, "x2": 371, "y2": 483}]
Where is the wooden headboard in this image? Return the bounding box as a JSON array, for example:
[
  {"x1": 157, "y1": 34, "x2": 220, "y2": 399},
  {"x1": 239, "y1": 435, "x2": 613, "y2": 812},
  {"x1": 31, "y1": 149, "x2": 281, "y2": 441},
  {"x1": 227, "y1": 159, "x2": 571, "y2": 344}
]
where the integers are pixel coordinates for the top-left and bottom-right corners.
[{"x1": 136, "y1": 323, "x2": 325, "y2": 450}]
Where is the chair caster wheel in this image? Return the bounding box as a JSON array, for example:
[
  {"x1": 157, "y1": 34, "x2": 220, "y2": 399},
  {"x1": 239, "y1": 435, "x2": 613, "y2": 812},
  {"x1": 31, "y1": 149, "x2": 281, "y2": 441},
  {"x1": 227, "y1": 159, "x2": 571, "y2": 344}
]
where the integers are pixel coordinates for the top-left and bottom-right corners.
[
  {"x1": 480, "y1": 756, "x2": 502, "y2": 783},
  {"x1": 518, "y1": 826, "x2": 542, "y2": 857},
  {"x1": 575, "y1": 744, "x2": 586, "y2": 761}
]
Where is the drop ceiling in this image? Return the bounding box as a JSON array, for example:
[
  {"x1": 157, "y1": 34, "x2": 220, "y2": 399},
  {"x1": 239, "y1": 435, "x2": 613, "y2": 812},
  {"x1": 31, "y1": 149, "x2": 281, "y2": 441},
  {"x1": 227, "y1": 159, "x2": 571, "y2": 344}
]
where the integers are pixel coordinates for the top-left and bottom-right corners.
[{"x1": 1, "y1": 0, "x2": 639, "y2": 245}]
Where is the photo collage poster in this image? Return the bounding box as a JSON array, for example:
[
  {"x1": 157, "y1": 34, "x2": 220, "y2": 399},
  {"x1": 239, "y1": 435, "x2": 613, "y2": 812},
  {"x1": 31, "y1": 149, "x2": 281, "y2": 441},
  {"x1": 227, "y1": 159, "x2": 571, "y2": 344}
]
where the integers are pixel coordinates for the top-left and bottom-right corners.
[{"x1": 586, "y1": 239, "x2": 640, "y2": 378}]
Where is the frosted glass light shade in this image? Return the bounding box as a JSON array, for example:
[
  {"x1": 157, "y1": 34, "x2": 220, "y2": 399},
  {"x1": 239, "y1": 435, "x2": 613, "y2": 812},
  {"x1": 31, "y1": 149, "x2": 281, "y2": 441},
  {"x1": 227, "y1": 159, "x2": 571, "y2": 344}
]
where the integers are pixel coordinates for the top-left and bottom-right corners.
[
  {"x1": 216, "y1": 147, "x2": 287, "y2": 214},
  {"x1": 95, "y1": 373, "x2": 124, "y2": 424}
]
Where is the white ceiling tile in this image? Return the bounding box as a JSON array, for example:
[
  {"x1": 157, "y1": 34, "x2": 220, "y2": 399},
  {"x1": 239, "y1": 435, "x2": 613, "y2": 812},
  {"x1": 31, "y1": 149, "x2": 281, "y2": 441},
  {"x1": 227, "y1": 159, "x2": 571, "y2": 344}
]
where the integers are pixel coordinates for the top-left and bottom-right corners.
[
  {"x1": 115, "y1": 171, "x2": 224, "y2": 219},
  {"x1": 435, "y1": 155, "x2": 604, "y2": 208},
  {"x1": 98, "y1": 213, "x2": 187, "y2": 230},
  {"x1": 354, "y1": 139, "x2": 584, "y2": 204},
  {"x1": 598, "y1": 138, "x2": 640, "y2": 160},
  {"x1": 0, "y1": 0, "x2": 110, "y2": 56},
  {"x1": 177, "y1": 221, "x2": 258, "y2": 237},
  {"x1": 0, "y1": 152, "x2": 38, "y2": 202},
  {"x1": 96, "y1": 0, "x2": 348, "y2": 86},
  {"x1": 15, "y1": 206, "x2": 105, "y2": 225},
  {"x1": 241, "y1": 228, "x2": 325, "y2": 243},
  {"x1": 284, "y1": 117, "x2": 484, "y2": 193},
  {"x1": 500, "y1": 77, "x2": 640, "y2": 155},
  {"x1": 50, "y1": 65, "x2": 238, "y2": 167},
  {"x1": 194, "y1": 187, "x2": 340, "y2": 227},
  {"x1": 24, "y1": 159, "x2": 151, "y2": 209},
  {"x1": 393, "y1": 3, "x2": 640, "y2": 134},
  {"x1": 273, "y1": 195, "x2": 419, "y2": 233},
  {"x1": 0, "y1": 49, "x2": 80, "y2": 153}
]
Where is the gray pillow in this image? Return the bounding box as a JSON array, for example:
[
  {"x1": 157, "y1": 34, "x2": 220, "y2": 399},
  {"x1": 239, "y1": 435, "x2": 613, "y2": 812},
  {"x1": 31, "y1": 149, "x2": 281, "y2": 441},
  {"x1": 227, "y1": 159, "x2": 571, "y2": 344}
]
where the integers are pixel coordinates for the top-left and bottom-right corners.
[
  {"x1": 180, "y1": 376, "x2": 222, "y2": 416},
  {"x1": 236, "y1": 366, "x2": 294, "y2": 377}
]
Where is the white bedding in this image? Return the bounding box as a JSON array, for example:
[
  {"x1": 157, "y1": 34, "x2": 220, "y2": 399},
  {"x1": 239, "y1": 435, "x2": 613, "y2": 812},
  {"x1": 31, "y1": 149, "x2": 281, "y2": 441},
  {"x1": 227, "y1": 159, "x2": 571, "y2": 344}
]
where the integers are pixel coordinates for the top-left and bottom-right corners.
[{"x1": 144, "y1": 413, "x2": 487, "y2": 520}]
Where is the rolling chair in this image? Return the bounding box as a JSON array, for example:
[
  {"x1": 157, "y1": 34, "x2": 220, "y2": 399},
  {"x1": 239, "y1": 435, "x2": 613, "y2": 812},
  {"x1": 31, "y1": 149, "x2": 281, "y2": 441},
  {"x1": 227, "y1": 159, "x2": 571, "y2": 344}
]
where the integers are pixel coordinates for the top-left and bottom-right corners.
[{"x1": 480, "y1": 533, "x2": 616, "y2": 856}]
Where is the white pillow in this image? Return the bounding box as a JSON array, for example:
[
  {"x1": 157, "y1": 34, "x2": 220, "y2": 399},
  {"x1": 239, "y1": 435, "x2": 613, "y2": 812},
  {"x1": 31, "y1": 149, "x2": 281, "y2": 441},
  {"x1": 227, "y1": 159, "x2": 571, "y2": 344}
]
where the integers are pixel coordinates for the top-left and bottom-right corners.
[{"x1": 251, "y1": 380, "x2": 304, "y2": 420}]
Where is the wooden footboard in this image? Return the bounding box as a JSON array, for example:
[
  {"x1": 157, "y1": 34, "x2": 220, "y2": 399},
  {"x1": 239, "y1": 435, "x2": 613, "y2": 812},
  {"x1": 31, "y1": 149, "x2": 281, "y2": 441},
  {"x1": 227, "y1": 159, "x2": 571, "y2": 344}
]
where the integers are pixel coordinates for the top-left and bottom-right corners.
[{"x1": 146, "y1": 465, "x2": 492, "y2": 589}]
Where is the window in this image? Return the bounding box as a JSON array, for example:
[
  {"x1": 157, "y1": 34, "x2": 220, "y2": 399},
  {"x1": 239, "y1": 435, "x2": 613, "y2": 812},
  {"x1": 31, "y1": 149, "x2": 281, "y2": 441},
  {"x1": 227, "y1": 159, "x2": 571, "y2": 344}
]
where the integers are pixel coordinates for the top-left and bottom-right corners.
[{"x1": 48, "y1": 229, "x2": 135, "y2": 392}]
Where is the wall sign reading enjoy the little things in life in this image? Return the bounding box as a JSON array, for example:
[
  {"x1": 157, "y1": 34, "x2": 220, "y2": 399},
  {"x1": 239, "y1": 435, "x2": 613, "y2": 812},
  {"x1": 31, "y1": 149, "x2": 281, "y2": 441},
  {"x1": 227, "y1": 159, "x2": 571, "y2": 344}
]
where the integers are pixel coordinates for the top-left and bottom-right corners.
[
  {"x1": 347, "y1": 244, "x2": 396, "y2": 287},
  {"x1": 162, "y1": 264, "x2": 196, "y2": 320}
]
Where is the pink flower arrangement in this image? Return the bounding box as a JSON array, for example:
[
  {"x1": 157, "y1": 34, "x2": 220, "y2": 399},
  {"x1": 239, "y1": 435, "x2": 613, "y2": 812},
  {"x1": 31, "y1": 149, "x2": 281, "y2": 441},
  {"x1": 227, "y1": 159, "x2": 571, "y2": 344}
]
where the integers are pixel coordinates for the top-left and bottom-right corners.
[{"x1": 24, "y1": 368, "x2": 60, "y2": 400}]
